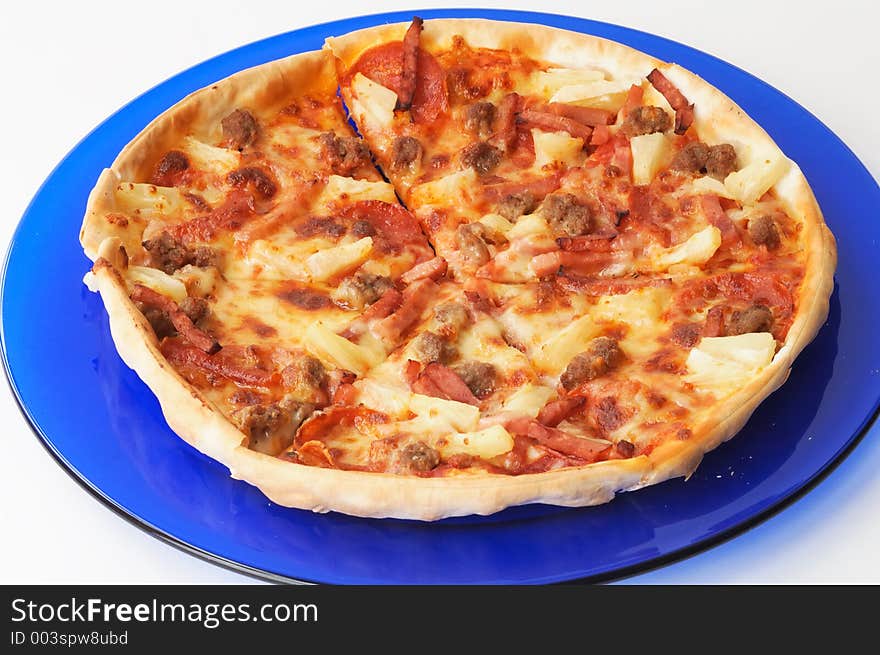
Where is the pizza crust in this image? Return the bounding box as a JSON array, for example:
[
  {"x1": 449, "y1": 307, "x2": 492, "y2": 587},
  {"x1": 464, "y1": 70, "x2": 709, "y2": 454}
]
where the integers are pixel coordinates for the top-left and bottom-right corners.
[{"x1": 82, "y1": 20, "x2": 837, "y2": 520}]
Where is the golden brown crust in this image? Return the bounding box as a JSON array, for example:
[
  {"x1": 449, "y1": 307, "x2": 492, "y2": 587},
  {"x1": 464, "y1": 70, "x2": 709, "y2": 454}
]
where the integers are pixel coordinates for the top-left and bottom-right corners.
[{"x1": 80, "y1": 20, "x2": 837, "y2": 520}]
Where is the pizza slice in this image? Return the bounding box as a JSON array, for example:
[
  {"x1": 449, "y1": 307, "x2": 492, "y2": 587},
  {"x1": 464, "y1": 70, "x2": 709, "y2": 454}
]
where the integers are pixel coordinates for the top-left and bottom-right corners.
[{"x1": 81, "y1": 49, "x2": 436, "y2": 459}]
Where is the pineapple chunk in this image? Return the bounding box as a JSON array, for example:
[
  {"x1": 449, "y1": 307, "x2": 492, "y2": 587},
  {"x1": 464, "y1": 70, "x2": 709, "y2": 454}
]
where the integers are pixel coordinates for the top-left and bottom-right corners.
[
  {"x1": 173, "y1": 264, "x2": 220, "y2": 298},
  {"x1": 685, "y1": 332, "x2": 776, "y2": 388},
  {"x1": 441, "y1": 425, "x2": 515, "y2": 460},
  {"x1": 409, "y1": 168, "x2": 478, "y2": 207},
  {"x1": 548, "y1": 80, "x2": 635, "y2": 111},
  {"x1": 305, "y1": 237, "x2": 374, "y2": 282},
  {"x1": 317, "y1": 175, "x2": 397, "y2": 209},
  {"x1": 653, "y1": 226, "x2": 722, "y2": 269},
  {"x1": 182, "y1": 135, "x2": 240, "y2": 174},
  {"x1": 534, "y1": 314, "x2": 599, "y2": 372},
  {"x1": 531, "y1": 67, "x2": 605, "y2": 95},
  {"x1": 724, "y1": 155, "x2": 788, "y2": 205},
  {"x1": 246, "y1": 239, "x2": 309, "y2": 281},
  {"x1": 507, "y1": 213, "x2": 549, "y2": 240},
  {"x1": 690, "y1": 175, "x2": 736, "y2": 199},
  {"x1": 478, "y1": 213, "x2": 515, "y2": 236},
  {"x1": 532, "y1": 129, "x2": 584, "y2": 169},
  {"x1": 502, "y1": 384, "x2": 556, "y2": 418},
  {"x1": 355, "y1": 380, "x2": 412, "y2": 418},
  {"x1": 304, "y1": 322, "x2": 381, "y2": 377},
  {"x1": 349, "y1": 73, "x2": 397, "y2": 129},
  {"x1": 630, "y1": 132, "x2": 671, "y2": 185},
  {"x1": 115, "y1": 183, "x2": 184, "y2": 218},
  {"x1": 127, "y1": 266, "x2": 187, "y2": 303},
  {"x1": 409, "y1": 394, "x2": 480, "y2": 433}
]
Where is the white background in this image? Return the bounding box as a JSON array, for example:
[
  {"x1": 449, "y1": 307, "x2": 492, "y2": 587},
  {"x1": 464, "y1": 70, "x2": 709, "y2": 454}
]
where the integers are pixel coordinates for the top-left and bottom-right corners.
[{"x1": 1, "y1": 0, "x2": 877, "y2": 584}]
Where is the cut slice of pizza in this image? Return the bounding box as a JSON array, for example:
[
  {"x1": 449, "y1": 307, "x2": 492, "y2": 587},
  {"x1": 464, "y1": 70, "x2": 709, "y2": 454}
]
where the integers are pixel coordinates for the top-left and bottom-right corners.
[{"x1": 81, "y1": 49, "x2": 438, "y2": 459}]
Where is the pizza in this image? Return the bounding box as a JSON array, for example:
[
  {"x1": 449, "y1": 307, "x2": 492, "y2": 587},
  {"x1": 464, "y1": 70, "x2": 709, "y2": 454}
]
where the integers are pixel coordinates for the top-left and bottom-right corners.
[{"x1": 79, "y1": 18, "x2": 836, "y2": 520}]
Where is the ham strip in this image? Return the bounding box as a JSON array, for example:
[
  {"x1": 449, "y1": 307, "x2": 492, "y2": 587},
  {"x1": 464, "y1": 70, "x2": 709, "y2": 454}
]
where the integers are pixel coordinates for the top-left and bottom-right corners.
[
  {"x1": 131, "y1": 284, "x2": 220, "y2": 354},
  {"x1": 491, "y1": 92, "x2": 521, "y2": 152},
  {"x1": 590, "y1": 124, "x2": 611, "y2": 146},
  {"x1": 646, "y1": 69, "x2": 694, "y2": 134},
  {"x1": 518, "y1": 109, "x2": 593, "y2": 141},
  {"x1": 400, "y1": 256, "x2": 448, "y2": 285},
  {"x1": 527, "y1": 422, "x2": 611, "y2": 462},
  {"x1": 700, "y1": 194, "x2": 739, "y2": 247},
  {"x1": 537, "y1": 397, "x2": 586, "y2": 427},
  {"x1": 396, "y1": 17, "x2": 423, "y2": 110},
  {"x1": 618, "y1": 84, "x2": 644, "y2": 123},
  {"x1": 547, "y1": 103, "x2": 614, "y2": 127},
  {"x1": 530, "y1": 250, "x2": 612, "y2": 277},
  {"x1": 360, "y1": 288, "x2": 403, "y2": 322},
  {"x1": 340, "y1": 287, "x2": 402, "y2": 341},
  {"x1": 703, "y1": 306, "x2": 725, "y2": 337},
  {"x1": 483, "y1": 172, "x2": 561, "y2": 204},
  {"x1": 403, "y1": 359, "x2": 422, "y2": 384},
  {"x1": 412, "y1": 363, "x2": 480, "y2": 406},
  {"x1": 373, "y1": 279, "x2": 435, "y2": 344},
  {"x1": 556, "y1": 232, "x2": 616, "y2": 252}
]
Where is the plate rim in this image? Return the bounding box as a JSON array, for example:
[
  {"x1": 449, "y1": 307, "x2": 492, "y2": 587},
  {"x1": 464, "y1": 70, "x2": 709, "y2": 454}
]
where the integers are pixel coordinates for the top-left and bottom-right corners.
[{"x1": 3, "y1": 8, "x2": 877, "y2": 585}]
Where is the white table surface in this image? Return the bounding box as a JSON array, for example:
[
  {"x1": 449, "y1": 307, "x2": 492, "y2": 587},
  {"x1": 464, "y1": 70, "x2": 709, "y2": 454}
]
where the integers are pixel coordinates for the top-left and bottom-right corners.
[{"x1": 1, "y1": 0, "x2": 877, "y2": 584}]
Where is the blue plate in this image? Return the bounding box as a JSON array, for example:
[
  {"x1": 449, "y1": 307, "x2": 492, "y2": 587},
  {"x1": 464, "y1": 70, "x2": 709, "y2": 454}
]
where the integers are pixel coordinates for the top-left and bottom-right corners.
[{"x1": 3, "y1": 9, "x2": 878, "y2": 584}]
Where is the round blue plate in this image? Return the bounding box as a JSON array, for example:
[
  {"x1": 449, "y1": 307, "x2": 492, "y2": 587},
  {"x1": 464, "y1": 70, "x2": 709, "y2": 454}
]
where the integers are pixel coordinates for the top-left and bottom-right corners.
[{"x1": 3, "y1": 9, "x2": 878, "y2": 584}]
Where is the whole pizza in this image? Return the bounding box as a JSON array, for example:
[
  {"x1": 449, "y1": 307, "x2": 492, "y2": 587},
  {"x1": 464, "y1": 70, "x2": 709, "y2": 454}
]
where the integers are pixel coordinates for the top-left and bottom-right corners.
[{"x1": 79, "y1": 18, "x2": 836, "y2": 520}]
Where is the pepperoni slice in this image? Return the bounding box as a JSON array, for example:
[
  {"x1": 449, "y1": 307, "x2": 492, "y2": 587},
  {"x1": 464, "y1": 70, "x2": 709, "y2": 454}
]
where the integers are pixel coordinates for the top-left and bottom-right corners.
[
  {"x1": 170, "y1": 190, "x2": 255, "y2": 244},
  {"x1": 160, "y1": 338, "x2": 276, "y2": 389},
  {"x1": 295, "y1": 406, "x2": 388, "y2": 447},
  {"x1": 347, "y1": 42, "x2": 448, "y2": 124},
  {"x1": 340, "y1": 200, "x2": 429, "y2": 252}
]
